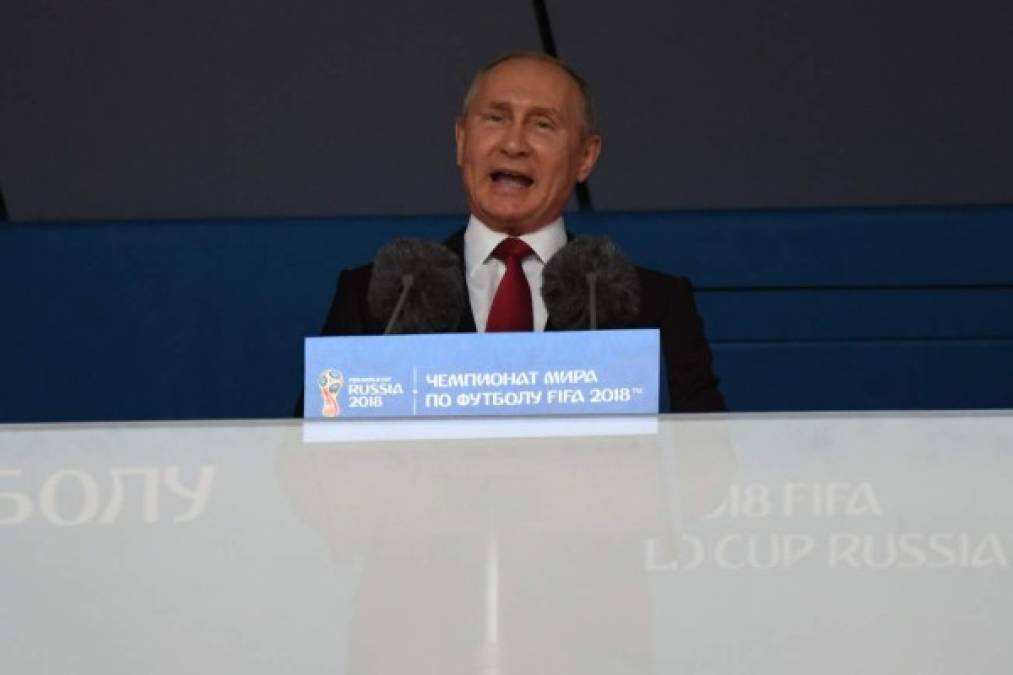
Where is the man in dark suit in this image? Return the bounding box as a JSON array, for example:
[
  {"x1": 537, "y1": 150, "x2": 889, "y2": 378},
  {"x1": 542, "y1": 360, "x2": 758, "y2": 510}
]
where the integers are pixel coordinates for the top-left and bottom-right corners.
[{"x1": 317, "y1": 52, "x2": 725, "y2": 412}]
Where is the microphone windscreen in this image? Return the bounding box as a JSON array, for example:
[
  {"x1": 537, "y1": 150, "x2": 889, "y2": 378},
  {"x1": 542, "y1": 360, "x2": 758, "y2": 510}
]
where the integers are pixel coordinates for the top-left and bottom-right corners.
[
  {"x1": 542, "y1": 235, "x2": 640, "y2": 329},
  {"x1": 367, "y1": 239, "x2": 466, "y2": 333}
]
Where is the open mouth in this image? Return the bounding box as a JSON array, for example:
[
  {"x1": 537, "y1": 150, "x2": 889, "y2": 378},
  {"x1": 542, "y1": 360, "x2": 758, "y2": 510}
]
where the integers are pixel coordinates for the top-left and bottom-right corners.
[{"x1": 490, "y1": 170, "x2": 535, "y2": 188}]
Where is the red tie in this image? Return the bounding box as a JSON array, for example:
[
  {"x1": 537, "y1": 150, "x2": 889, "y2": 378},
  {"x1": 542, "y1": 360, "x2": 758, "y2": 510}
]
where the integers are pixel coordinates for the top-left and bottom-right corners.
[{"x1": 485, "y1": 237, "x2": 534, "y2": 332}]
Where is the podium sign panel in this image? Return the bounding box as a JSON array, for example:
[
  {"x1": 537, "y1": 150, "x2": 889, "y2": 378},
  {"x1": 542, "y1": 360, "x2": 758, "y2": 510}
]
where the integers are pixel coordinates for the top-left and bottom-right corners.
[{"x1": 304, "y1": 329, "x2": 660, "y2": 419}]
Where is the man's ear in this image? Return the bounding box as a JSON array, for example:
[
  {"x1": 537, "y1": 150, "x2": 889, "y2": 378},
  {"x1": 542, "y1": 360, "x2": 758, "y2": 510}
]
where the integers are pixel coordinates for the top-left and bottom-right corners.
[
  {"x1": 576, "y1": 133, "x2": 603, "y2": 183},
  {"x1": 454, "y1": 116, "x2": 465, "y2": 167}
]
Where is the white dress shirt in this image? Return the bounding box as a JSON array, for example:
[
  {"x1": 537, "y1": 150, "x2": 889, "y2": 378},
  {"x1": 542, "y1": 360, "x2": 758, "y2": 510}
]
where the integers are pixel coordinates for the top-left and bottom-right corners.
[{"x1": 463, "y1": 215, "x2": 567, "y2": 332}]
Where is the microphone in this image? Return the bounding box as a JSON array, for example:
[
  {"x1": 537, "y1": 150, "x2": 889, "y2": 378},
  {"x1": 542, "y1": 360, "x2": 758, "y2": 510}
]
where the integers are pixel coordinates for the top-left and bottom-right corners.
[
  {"x1": 541, "y1": 235, "x2": 640, "y2": 330},
  {"x1": 367, "y1": 238, "x2": 466, "y2": 334}
]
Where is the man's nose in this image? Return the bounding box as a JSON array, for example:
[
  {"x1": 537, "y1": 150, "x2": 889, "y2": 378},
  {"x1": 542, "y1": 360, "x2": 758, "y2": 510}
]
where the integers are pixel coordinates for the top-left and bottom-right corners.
[{"x1": 499, "y1": 121, "x2": 530, "y2": 156}]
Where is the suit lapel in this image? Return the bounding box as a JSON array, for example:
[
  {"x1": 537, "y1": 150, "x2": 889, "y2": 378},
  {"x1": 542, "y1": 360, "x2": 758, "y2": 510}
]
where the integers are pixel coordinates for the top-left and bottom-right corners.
[
  {"x1": 443, "y1": 228, "x2": 478, "y2": 333},
  {"x1": 543, "y1": 230, "x2": 573, "y2": 332}
]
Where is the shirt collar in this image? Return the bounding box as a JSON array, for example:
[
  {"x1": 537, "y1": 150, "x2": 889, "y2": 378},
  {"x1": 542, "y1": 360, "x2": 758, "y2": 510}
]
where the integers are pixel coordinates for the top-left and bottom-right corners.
[{"x1": 463, "y1": 215, "x2": 567, "y2": 277}]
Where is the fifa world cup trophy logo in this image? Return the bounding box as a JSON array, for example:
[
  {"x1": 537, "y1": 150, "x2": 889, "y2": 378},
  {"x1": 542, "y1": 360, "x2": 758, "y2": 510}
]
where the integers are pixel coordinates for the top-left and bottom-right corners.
[{"x1": 318, "y1": 369, "x2": 345, "y2": 417}]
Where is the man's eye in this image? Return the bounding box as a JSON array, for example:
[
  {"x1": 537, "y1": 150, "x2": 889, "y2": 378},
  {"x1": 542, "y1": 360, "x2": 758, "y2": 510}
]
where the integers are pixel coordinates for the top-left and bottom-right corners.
[
  {"x1": 534, "y1": 118, "x2": 555, "y2": 130},
  {"x1": 483, "y1": 113, "x2": 505, "y2": 122}
]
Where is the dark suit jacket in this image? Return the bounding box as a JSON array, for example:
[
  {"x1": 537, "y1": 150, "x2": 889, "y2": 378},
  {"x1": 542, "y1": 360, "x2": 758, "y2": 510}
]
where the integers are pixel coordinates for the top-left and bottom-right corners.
[{"x1": 312, "y1": 228, "x2": 726, "y2": 413}]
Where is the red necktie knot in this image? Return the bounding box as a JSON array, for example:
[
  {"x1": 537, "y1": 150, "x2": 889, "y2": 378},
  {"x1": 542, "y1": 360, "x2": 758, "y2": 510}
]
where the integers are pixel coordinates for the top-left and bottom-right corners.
[
  {"x1": 486, "y1": 237, "x2": 535, "y2": 332},
  {"x1": 491, "y1": 237, "x2": 534, "y2": 263}
]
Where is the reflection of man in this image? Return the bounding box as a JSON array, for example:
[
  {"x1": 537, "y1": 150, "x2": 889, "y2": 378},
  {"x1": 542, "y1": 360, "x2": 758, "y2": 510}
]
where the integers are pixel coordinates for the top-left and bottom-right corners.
[
  {"x1": 276, "y1": 429, "x2": 737, "y2": 674},
  {"x1": 319, "y1": 52, "x2": 725, "y2": 412}
]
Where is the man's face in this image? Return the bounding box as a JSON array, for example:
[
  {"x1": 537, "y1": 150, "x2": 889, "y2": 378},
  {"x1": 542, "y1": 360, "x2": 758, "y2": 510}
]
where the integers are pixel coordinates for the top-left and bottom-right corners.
[{"x1": 455, "y1": 58, "x2": 602, "y2": 235}]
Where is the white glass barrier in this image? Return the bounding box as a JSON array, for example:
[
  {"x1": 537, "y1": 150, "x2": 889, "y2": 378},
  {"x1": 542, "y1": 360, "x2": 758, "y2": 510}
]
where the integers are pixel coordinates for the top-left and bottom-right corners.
[{"x1": 1, "y1": 411, "x2": 1011, "y2": 674}]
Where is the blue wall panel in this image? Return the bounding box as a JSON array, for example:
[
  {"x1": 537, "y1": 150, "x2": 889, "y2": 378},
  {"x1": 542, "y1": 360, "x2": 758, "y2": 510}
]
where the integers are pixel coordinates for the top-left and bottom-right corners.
[
  {"x1": 714, "y1": 341, "x2": 1013, "y2": 412},
  {"x1": 568, "y1": 208, "x2": 1013, "y2": 287},
  {"x1": 698, "y1": 288, "x2": 1013, "y2": 341}
]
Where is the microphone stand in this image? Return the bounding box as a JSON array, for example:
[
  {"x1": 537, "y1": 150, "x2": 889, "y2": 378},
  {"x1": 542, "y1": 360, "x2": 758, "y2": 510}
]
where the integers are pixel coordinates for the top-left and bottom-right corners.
[{"x1": 383, "y1": 274, "x2": 415, "y2": 335}]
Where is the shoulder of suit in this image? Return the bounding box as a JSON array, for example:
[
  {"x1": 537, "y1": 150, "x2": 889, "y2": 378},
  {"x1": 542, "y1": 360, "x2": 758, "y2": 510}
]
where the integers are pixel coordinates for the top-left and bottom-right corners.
[
  {"x1": 337, "y1": 262, "x2": 375, "y2": 285},
  {"x1": 442, "y1": 227, "x2": 467, "y2": 258},
  {"x1": 635, "y1": 265, "x2": 692, "y2": 291}
]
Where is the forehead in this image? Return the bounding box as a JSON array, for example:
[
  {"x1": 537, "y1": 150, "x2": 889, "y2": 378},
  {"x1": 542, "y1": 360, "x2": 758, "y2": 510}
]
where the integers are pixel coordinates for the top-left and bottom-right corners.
[{"x1": 471, "y1": 58, "x2": 581, "y2": 114}]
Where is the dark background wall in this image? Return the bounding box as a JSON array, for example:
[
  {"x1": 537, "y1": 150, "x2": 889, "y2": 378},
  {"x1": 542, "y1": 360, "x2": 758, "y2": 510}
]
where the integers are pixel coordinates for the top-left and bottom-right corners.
[
  {"x1": 1, "y1": 1, "x2": 1012, "y2": 422},
  {"x1": 2, "y1": 0, "x2": 1012, "y2": 221}
]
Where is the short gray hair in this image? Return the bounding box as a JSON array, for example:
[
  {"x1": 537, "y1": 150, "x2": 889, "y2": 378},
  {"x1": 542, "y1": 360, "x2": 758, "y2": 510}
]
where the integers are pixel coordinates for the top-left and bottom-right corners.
[{"x1": 460, "y1": 51, "x2": 598, "y2": 137}]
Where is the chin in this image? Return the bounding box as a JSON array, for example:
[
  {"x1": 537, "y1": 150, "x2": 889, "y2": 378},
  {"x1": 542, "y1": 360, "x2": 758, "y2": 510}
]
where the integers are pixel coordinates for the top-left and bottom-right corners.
[
  {"x1": 478, "y1": 207, "x2": 536, "y2": 234},
  {"x1": 487, "y1": 217, "x2": 544, "y2": 236}
]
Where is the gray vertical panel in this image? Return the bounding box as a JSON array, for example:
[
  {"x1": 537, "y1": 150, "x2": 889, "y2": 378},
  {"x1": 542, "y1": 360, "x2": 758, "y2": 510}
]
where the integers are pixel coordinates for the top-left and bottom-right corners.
[
  {"x1": 549, "y1": 0, "x2": 1013, "y2": 210},
  {"x1": 0, "y1": 1, "x2": 538, "y2": 220}
]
